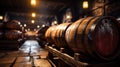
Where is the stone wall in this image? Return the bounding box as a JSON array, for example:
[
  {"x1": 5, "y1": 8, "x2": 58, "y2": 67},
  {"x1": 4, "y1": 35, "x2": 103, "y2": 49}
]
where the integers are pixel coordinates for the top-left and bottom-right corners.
[{"x1": 92, "y1": 0, "x2": 120, "y2": 17}]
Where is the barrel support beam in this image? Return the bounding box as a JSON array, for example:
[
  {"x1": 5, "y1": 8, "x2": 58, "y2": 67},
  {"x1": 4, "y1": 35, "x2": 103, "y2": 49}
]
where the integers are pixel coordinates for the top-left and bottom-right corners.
[{"x1": 45, "y1": 45, "x2": 88, "y2": 67}]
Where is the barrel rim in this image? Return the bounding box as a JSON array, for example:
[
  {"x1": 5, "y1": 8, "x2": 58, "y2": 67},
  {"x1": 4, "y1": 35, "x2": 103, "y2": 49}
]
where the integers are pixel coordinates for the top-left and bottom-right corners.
[{"x1": 91, "y1": 16, "x2": 120, "y2": 60}]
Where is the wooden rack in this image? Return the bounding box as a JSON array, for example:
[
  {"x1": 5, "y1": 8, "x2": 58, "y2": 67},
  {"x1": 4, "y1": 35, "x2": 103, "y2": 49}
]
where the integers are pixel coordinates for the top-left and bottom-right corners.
[{"x1": 45, "y1": 44, "x2": 120, "y2": 67}]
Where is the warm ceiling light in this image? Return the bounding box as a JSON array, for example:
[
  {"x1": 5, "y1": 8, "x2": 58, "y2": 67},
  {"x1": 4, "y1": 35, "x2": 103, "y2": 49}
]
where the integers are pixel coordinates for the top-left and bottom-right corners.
[
  {"x1": 66, "y1": 15, "x2": 71, "y2": 19},
  {"x1": 42, "y1": 24, "x2": 45, "y2": 27},
  {"x1": 83, "y1": 1, "x2": 89, "y2": 9},
  {"x1": 31, "y1": 0, "x2": 36, "y2": 6},
  {"x1": 0, "y1": 16, "x2": 3, "y2": 20},
  {"x1": 37, "y1": 25, "x2": 40, "y2": 28},
  {"x1": 32, "y1": 12, "x2": 36, "y2": 17},
  {"x1": 24, "y1": 24, "x2": 27, "y2": 27},
  {"x1": 54, "y1": 20, "x2": 57, "y2": 24},
  {"x1": 31, "y1": 20, "x2": 35, "y2": 24}
]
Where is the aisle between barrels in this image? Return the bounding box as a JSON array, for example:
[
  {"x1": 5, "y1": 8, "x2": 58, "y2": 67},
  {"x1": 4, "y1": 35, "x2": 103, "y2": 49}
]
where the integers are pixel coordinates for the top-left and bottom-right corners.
[{"x1": 0, "y1": 40, "x2": 52, "y2": 67}]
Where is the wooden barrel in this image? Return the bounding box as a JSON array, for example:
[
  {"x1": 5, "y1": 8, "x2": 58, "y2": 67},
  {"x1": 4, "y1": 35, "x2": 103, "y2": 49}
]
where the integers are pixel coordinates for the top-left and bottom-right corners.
[
  {"x1": 6, "y1": 20, "x2": 21, "y2": 30},
  {"x1": 52, "y1": 23, "x2": 71, "y2": 47},
  {"x1": 5, "y1": 30, "x2": 22, "y2": 40},
  {"x1": 45, "y1": 25, "x2": 57, "y2": 44},
  {"x1": 65, "y1": 16, "x2": 120, "y2": 60}
]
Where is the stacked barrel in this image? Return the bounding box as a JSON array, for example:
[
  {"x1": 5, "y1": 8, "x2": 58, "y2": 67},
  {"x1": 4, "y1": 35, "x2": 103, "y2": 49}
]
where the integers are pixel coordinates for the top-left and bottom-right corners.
[
  {"x1": 45, "y1": 16, "x2": 120, "y2": 61},
  {"x1": 5, "y1": 20, "x2": 22, "y2": 40},
  {"x1": 0, "y1": 20, "x2": 23, "y2": 50}
]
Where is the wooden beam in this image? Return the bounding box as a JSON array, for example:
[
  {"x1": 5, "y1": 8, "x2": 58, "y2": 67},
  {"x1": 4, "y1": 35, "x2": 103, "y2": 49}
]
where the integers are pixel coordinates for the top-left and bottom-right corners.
[{"x1": 45, "y1": 45, "x2": 88, "y2": 67}]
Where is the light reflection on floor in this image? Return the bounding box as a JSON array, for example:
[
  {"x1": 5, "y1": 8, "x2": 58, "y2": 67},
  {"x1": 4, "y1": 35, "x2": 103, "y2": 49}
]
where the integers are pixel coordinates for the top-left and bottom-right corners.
[
  {"x1": 19, "y1": 40, "x2": 48, "y2": 59},
  {"x1": 0, "y1": 40, "x2": 51, "y2": 67}
]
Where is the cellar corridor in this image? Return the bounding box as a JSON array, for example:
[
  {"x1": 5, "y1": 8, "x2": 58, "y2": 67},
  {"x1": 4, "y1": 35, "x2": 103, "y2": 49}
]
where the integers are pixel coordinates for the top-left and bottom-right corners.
[
  {"x1": 0, "y1": 0, "x2": 120, "y2": 67},
  {"x1": 0, "y1": 40, "x2": 52, "y2": 67}
]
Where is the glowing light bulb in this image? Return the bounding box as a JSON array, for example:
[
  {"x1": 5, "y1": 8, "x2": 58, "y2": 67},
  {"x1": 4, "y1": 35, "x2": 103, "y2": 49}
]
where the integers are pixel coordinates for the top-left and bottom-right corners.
[
  {"x1": 0, "y1": 16, "x2": 3, "y2": 20},
  {"x1": 83, "y1": 1, "x2": 89, "y2": 9},
  {"x1": 66, "y1": 15, "x2": 71, "y2": 19},
  {"x1": 31, "y1": 20, "x2": 35, "y2": 24},
  {"x1": 24, "y1": 24, "x2": 27, "y2": 27},
  {"x1": 42, "y1": 24, "x2": 45, "y2": 27},
  {"x1": 31, "y1": 0, "x2": 36, "y2": 6},
  {"x1": 32, "y1": 12, "x2": 36, "y2": 17},
  {"x1": 37, "y1": 25, "x2": 40, "y2": 28}
]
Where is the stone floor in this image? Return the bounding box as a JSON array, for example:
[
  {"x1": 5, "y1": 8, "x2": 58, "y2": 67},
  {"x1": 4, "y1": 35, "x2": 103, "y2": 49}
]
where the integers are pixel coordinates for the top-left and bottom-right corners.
[{"x1": 0, "y1": 40, "x2": 52, "y2": 67}]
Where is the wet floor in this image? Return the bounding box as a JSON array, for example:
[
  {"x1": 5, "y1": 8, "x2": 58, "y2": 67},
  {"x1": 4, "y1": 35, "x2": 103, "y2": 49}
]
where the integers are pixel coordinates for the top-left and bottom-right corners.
[{"x1": 0, "y1": 40, "x2": 52, "y2": 67}]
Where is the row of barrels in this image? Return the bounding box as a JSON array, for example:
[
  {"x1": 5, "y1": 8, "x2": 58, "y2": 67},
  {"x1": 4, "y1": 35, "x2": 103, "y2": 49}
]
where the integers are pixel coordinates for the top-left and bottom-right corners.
[
  {"x1": 45, "y1": 16, "x2": 120, "y2": 61},
  {"x1": 0, "y1": 20, "x2": 24, "y2": 40}
]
